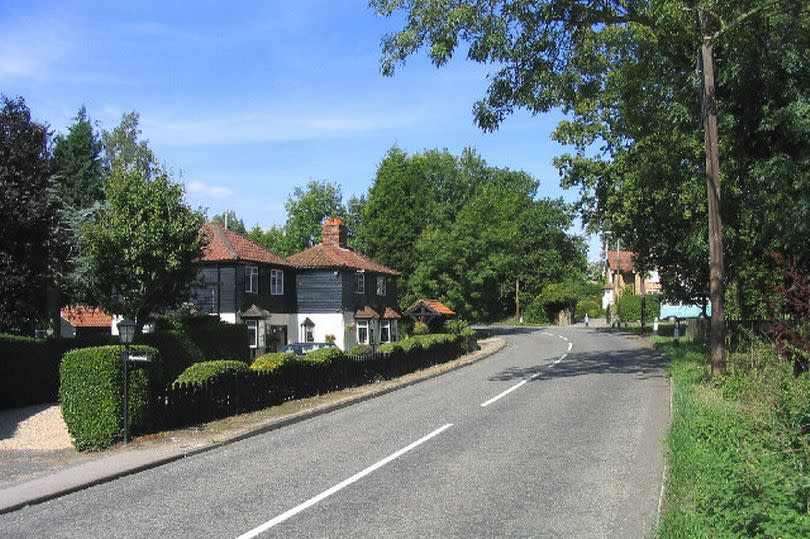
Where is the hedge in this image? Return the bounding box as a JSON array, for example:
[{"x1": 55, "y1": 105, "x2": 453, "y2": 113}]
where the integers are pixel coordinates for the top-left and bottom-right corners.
[
  {"x1": 174, "y1": 360, "x2": 250, "y2": 385},
  {"x1": 251, "y1": 352, "x2": 296, "y2": 372},
  {"x1": 60, "y1": 345, "x2": 160, "y2": 451},
  {"x1": 136, "y1": 330, "x2": 203, "y2": 387},
  {"x1": 154, "y1": 313, "x2": 249, "y2": 362},
  {"x1": 300, "y1": 346, "x2": 344, "y2": 364},
  {"x1": 1, "y1": 333, "x2": 115, "y2": 409}
]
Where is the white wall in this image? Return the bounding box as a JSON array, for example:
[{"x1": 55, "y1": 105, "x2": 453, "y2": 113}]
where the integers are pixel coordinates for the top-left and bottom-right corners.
[{"x1": 289, "y1": 313, "x2": 347, "y2": 349}]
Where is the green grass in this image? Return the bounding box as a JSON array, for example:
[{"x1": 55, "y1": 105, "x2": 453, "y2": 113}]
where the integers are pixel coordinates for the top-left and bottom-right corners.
[{"x1": 655, "y1": 338, "x2": 810, "y2": 538}]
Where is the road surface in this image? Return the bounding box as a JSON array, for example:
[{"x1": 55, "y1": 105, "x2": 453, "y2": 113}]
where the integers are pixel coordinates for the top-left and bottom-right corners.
[{"x1": 0, "y1": 327, "x2": 669, "y2": 538}]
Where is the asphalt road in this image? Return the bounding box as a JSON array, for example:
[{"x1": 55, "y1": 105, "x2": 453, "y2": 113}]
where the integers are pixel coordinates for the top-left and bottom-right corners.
[{"x1": 0, "y1": 327, "x2": 670, "y2": 538}]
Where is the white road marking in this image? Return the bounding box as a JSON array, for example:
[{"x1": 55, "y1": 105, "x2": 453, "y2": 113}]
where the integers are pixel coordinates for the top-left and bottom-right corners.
[
  {"x1": 235, "y1": 424, "x2": 454, "y2": 538},
  {"x1": 567, "y1": 342, "x2": 572, "y2": 352},
  {"x1": 480, "y1": 380, "x2": 528, "y2": 407}
]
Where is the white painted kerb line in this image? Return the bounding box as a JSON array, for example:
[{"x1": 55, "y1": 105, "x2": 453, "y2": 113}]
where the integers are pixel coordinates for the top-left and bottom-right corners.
[{"x1": 235, "y1": 424, "x2": 453, "y2": 539}]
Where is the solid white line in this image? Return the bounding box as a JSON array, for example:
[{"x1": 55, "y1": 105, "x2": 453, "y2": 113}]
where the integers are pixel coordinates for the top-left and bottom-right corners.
[
  {"x1": 235, "y1": 424, "x2": 453, "y2": 538},
  {"x1": 480, "y1": 380, "x2": 528, "y2": 407},
  {"x1": 554, "y1": 354, "x2": 567, "y2": 365}
]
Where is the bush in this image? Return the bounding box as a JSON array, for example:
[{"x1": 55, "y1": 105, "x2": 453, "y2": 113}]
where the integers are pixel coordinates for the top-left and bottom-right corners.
[
  {"x1": 377, "y1": 342, "x2": 402, "y2": 355},
  {"x1": 251, "y1": 352, "x2": 295, "y2": 372},
  {"x1": 616, "y1": 288, "x2": 641, "y2": 322},
  {"x1": 575, "y1": 297, "x2": 602, "y2": 320},
  {"x1": 174, "y1": 360, "x2": 249, "y2": 385},
  {"x1": 152, "y1": 313, "x2": 249, "y2": 362},
  {"x1": 347, "y1": 344, "x2": 373, "y2": 358},
  {"x1": 443, "y1": 318, "x2": 469, "y2": 335},
  {"x1": 412, "y1": 321, "x2": 430, "y2": 335},
  {"x1": 301, "y1": 346, "x2": 344, "y2": 364},
  {"x1": 60, "y1": 345, "x2": 160, "y2": 451},
  {"x1": 136, "y1": 330, "x2": 203, "y2": 387}
]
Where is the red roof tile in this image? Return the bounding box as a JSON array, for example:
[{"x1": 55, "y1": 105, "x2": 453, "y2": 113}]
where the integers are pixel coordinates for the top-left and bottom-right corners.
[
  {"x1": 60, "y1": 306, "x2": 112, "y2": 328},
  {"x1": 381, "y1": 306, "x2": 402, "y2": 320},
  {"x1": 354, "y1": 305, "x2": 381, "y2": 319},
  {"x1": 607, "y1": 251, "x2": 636, "y2": 272},
  {"x1": 287, "y1": 244, "x2": 401, "y2": 276},
  {"x1": 405, "y1": 299, "x2": 456, "y2": 317},
  {"x1": 200, "y1": 224, "x2": 292, "y2": 267}
]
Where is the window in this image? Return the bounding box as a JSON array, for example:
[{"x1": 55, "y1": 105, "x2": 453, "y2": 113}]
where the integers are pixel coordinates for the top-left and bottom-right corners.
[
  {"x1": 301, "y1": 321, "x2": 315, "y2": 343},
  {"x1": 245, "y1": 266, "x2": 259, "y2": 293},
  {"x1": 357, "y1": 320, "x2": 369, "y2": 345},
  {"x1": 246, "y1": 320, "x2": 258, "y2": 349},
  {"x1": 380, "y1": 320, "x2": 391, "y2": 343},
  {"x1": 376, "y1": 276, "x2": 386, "y2": 296},
  {"x1": 354, "y1": 271, "x2": 365, "y2": 294},
  {"x1": 271, "y1": 269, "x2": 284, "y2": 295}
]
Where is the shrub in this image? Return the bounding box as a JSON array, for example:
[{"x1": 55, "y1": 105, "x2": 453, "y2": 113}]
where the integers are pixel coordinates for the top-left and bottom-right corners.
[
  {"x1": 443, "y1": 318, "x2": 469, "y2": 335},
  {"x1": 152, "y1": 313, "x2": 249, "y2": 362},
  {"x1": 174, "y1": 360, "x2": 249, "y2": 385},
  {"x1": 347, "y1": 344, "x2": 373, "y2": 358},
  {"x1": 301, "y1": 346, "x2": 344, "y2": 364},
  {"x1": 137, "y1": 330, "x2": 203, "y2": 387},
  {"x1": 251, "y1": 352, "x2": 295, "y2": 372},
  {"x1": 377, "y1": 342, "x2": 402, "y2": 355},
  {"x1": 60, "y1": 345, "x2": 160, "y2": 451},
  {"x1": 575, "y1": 297, "x2": 603, "y2": 320},
  {"x1": 616, "y1": 288, "x2": 641, "y2": 322},
  {"x1": 412, "y1": 321, "x2": 430, "y2": 335}
]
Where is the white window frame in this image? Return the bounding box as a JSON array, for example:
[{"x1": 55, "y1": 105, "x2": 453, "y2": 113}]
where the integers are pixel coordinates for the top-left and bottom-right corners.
[
  {"x1": 246, "y1": 320, "x2": 258, "y2": 349},
  {"x1": 376, "y1": 276, "x2": 386, "y2": 296},
  {"x1": 354, "y1": 271, "x2": 365, "y2": 294},
  {"x1": 356, "y1": 320, "x2": 369, "y2": 345},
  {"x1": 379, "y1": 320, "x2": 391, "y2": 343},
  {"x1": 246, "y1": 265, "x2": 259, "y2": 293},
  {"x1": 271, "y1": 269, "x2": 284, "y2": 295},
  {"x1": 301, "y1": 322, "x2": 315, "y2": 343}
]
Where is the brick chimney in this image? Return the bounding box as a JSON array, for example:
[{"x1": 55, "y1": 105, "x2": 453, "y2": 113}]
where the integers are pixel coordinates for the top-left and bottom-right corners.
[{"x1": 322, "y1": 217, "x2": 347, "y2": 247}]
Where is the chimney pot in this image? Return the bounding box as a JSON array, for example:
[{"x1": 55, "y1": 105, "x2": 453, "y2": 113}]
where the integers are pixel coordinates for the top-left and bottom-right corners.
[{"x1": 321, "y1": 217, "x2": 347, "y2": 247}]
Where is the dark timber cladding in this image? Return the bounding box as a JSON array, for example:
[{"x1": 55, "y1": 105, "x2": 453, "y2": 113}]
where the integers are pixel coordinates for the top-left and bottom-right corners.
[{"x1": 297, "y1": 270, "x2": 343, "y2": 313}]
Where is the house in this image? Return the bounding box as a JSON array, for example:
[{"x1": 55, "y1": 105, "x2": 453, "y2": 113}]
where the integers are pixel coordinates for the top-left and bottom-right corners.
[
  {"x1": 286, "y1": 218, "x2": 402, "y2": 350},
  {"x1": 602, "y1": 250, "x2": 662, "y2": 311},
  {"x1": 404, "y1": 299, "x2": 455, "y2": 331},
  {"x1": 60, "y1": 306, "x2": 112, "y2": 338},
  {"x1": 190, "y1": 224, "x2": 297, "y2": 356}
]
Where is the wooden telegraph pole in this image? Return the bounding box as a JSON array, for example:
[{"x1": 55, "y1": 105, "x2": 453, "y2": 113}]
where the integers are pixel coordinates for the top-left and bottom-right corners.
[{"x1": 699, "y1": 10, "x2": 727, "y2": 375}]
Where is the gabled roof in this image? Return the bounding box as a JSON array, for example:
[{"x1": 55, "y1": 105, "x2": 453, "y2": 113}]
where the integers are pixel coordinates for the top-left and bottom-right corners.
[
  {"x1": 404, "y1": 299, "x2": 456, "y2": 317},
  {"x1": 607, "y1": 251, "x2": 636, "y2": 273},
  {"x1": 200, "y1": 224, "x2": 292, "y2": 267},
  {"x1": 60, "y1": 306, "x2": 112, "y2": 328},
  {"x1": 354, "y1": 305, "x2": 381, "y2": 319},
  {"x1": 287, "y1": 243, "x2": 401, "y2": 276}
]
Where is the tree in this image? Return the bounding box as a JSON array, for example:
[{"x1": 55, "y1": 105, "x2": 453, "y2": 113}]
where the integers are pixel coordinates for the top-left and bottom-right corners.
[
  {"x1": 246, "y1": 224, "x2": 286, "y2": 254},
  {"x1": 0, "y1": 95, "x2": 51, "y2": 332},
  {"x1": 280, "y1": 180, "x2": 347, "y2": 256},
  {"x1": 211, "y1": 210, "x2": 247, "y2": 235},
  {"x1": 84, "y1": 114, "x2": 205, "y2": 330},
  {"x1": 373, "y1": 0, "x2": 809, "y2": 374}
]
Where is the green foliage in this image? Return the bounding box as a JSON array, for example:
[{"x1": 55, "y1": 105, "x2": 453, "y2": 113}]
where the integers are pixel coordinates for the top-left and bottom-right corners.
[
  {"x1": 377, "y1": 342, "x2": 402, "y2": 355},
  {"x1": 280, "y1": 180, "x2": 347, "y2": 256},
  {"x1": 83, "y1": 122, "x2": 206, "y2": 325},
  {"x1": 136, "y1": 330, "x2": 203, "y2": 387},
  {"x1": 616, "y1": 288, "x2": 642, "y2": 322},
  {"x1": 250, "y1": 352, "x2": 295, "y2": 372},
  {"x1": 60, "y1": 345, "x2": 159, "y2": 451},
  {"x1": 442, "y1": 318, "x2": 469, "y2": 335},
  {"x1": 246, "y1": 223, "x2": 286, "y2": 255},
  {"x1": 0, "y1": 95, "x2": 51, "y2": 332},
  {"x1": 575, "y1": 297, "x2": 602, "y2": 320},
  {"x1": 301, "y1": 346, "x2": 344, "y2": 364},
  {"x1": 210, "y1": 210, "x2": 247, "y2": 234},
  {"x1": 412, "y1": 321, "x2": 430, "y2": 335},
  {"x1": 347, "y1": 344, "x2": 373, "y2": 358},
  {"x1": 525, "y1": 280, "x2": 592, "y2": 324},
  {"x1": 657, "y1": 339, "x2": 810, "y2": 537},
  {"x1": 174, "y1": 360, "x2": 249, "y2": 385}
]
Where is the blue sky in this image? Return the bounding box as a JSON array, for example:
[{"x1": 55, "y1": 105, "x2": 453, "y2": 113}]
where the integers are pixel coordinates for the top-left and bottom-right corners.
[{"x1": 1, "y1": 0, "x2": 600, "y2": 259}]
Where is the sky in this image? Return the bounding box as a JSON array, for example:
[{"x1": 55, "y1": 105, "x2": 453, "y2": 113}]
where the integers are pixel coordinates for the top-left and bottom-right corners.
[{"x1": 1, "y1": 0, "x2": 601, "y2": 260}]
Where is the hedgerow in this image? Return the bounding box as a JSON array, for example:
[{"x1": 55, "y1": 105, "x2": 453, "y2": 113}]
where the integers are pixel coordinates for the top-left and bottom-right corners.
[
  {"x1": 251, "y1": 352, "x2": 296, "y2": 372},
  {"x1": 174, "y1": 360, "x2": 249, "y2": 385}
]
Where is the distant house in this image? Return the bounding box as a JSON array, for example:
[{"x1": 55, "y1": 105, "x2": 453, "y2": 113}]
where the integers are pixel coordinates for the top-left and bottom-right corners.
[
  {"x1": 405, "y1": 299, "x2": 456, "y2": 331},
  {"x1": 286, "y1": 218, "x2": 402, "y2": 350},
  {"x1": 602, "y1": 250, "x2": 662, "y2": 311},
  {"x1": 60, "y1": 306, "x2": 112, "y2": 339},
  {"x1": 190, "y1": 224, "x2": 297, "y2": 356}
]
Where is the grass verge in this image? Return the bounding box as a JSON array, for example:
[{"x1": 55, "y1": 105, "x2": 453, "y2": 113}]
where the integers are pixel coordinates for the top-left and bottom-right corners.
[{"x1": 655, "y1": 337, "x2": 810, "y2": 538}]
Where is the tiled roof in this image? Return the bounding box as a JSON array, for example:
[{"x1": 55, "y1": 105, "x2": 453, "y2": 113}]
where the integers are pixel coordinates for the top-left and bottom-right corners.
[
  {"x1": 405, "y1": 299, "x2": 456, "y2": 317},
  {"x1": 381, "y1": 306, "x2": 402, "y2": 320},
  {"x1": 607, "y1": 251, "x2": 636, "y2": 272},
  {"x1": 287, "y1": 244, "x2": 401, "y2": 276},
  {"x1": 354, "y1": 306, "x2": 381, "y2": 319},
  {"x1": 60, "y1": 306, "x2": 112, "y2": 328},
  {"x1": 200, "y1": 224, "x2": 292, "y2": 267}
]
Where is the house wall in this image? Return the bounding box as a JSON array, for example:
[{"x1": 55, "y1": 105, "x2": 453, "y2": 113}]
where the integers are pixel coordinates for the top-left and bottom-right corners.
[
  {"x1": 235, "y1": 264, "x2": 296, "y2": 314},
  {"x1": 289, "y1": 313, "x2": 347, "y2": 349},
  {"x1": 296, "y1": 270, "x2": 343, "y2": 312},
  {"x1": 340, "y1": 271, "x2": 398, "y2": 311}
]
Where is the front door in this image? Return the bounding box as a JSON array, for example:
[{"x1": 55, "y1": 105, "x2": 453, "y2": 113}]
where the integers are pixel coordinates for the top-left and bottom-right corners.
[{"x1": 268, "y1": 325, "x2": 288, "y2": 352}]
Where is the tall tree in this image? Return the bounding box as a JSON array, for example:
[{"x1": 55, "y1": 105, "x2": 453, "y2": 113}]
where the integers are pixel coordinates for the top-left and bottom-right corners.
[
  {"x1": 247, "y1": 223, "x2": 286, "y2": 254},
  {"x1": 211, "y1": 210, "x2": 247, "y2": 235},
  {"x1": 101, "y1": 111, "x2": 157, "y2": 179},
  {"x1": 281, "y1": 180, "x2": 347, "y2": 256},
  {"x1": 0, "y1": 96, "x2": 51, "y2": 332},
  {"x1": 373, "y1": 0, "x2": 808, "y2": 373}
]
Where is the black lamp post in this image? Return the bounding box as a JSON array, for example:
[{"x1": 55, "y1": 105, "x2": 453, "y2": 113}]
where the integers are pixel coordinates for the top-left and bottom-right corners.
[{"x1": 117, "y1": 318, "x2": 136, "y2": 444}]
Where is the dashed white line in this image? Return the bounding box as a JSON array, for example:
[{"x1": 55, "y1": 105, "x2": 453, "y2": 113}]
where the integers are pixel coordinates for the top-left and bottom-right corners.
[
  {"x1": 235, "y1": 424, "x2": 453, "y2": 538},
  {"x1": 480, "y1": 380, "x2": 528, "y2": 407},
  {"x1": 567, "y1": 342, "x2": 572, "y2": 352}
]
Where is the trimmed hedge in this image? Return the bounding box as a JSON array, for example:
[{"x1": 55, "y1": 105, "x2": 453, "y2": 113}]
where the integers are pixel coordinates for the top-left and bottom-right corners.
[
  {"x1": 154, "y1": 314, "x2": 249, "y2": 362},
  {"x1": 301, "y1": 346, "x2": 344, "y2": 364},
  {"x1": 137, "y1": 330, "x2": 203, "y2": 387},
  {"x1": 60, "y1": 345, "x2": 160, "y2": 451},
  {"x1": 174, "y1": 360, "x2": 249, "y2": 385},
  {"x1": 251, "y1": 352, "x2": 296, "y2": 372},
  {"x1": 1, "y1": 333, "x2": 115, "y2": 409}
]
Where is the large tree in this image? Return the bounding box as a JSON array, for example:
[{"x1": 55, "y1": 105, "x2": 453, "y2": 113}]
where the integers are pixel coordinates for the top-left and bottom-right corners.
[
  {"x1": 373, "y1": 0, "x2": 809, "y2": 373},
  {"x1": 84, "y1": 114, "x2": 205, "y2": 330},
  {"x1": 210, "y1": 210, "x2": 247, "y2": 235},
  {"x1": 0, "y1": 96, "x2": 52, "y2": 332},
  {"x1": 280, "y1": 180, "x2": 347, "y2": 256}
]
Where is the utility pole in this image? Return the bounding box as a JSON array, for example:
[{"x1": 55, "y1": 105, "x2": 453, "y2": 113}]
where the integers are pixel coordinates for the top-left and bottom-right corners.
[{"x1": 699, "y1": 10, "x2": 727, "y2": 375}]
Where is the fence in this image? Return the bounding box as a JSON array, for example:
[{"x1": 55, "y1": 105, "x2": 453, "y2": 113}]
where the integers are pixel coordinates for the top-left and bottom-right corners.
[{"x1": 154, "y1": 334, "x2": 477, "y2": 429}]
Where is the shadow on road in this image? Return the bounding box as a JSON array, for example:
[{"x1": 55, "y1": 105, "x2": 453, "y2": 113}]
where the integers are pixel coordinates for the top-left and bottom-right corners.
[
  {"x1": 488, "y1": 348, "x2": 668, "y2": 383},
  {"x1": 472, "y1": 326, "x2": 544, "y2": 336}
]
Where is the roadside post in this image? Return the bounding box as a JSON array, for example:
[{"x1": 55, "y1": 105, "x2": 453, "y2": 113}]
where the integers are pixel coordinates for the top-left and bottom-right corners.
[
  {"x1": 585, "y1": 313, "x2": 589, "y2": 327},
  {"x1": 653, "y1": 317, "x2": 659, "y2": 333},
  {"x1": 672, "y1": 316, "x2": 681, "y2": 344},
  {"x1": 117, "y1": 319, "x2": 152, "y2": 445}
]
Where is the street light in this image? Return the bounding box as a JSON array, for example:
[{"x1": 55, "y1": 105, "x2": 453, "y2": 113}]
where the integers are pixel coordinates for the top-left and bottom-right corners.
[{"x1": 117, "y1": 318, "x2": 136, "y2": 444}]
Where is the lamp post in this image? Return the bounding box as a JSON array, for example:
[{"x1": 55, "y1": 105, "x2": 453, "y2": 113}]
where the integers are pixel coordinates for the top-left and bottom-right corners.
[{"x1": 117, "y1": 318, "x2": 136, "y2": 444}]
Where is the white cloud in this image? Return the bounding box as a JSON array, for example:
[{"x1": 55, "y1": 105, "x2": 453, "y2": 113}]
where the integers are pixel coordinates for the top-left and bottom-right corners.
[
  {"x1": 186, "y1": 181, "x2": 233, "y2": 199},
  {"x1": 0, "y1": 14, "x2": 73, "y2": 80}
]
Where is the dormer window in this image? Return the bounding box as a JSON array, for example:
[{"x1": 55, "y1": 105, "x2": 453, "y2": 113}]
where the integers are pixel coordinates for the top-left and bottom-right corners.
[
  {"x1": 354, "y1": 271, "x2": 365, "y2": 294},
  {"x1": 245, "y1": 266, "x2": 259, "y2": 293}
]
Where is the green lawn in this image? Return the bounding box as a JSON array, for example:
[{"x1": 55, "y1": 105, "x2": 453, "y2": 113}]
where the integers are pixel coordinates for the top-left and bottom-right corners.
[{"x1": 655, "y1": 338, "x2": 810, "y2": 538}]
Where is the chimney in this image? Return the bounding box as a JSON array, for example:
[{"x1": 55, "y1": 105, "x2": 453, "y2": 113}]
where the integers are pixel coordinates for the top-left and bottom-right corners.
[{"x1": 322, "y1": 217, "x2": 347, "y2": 248}]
